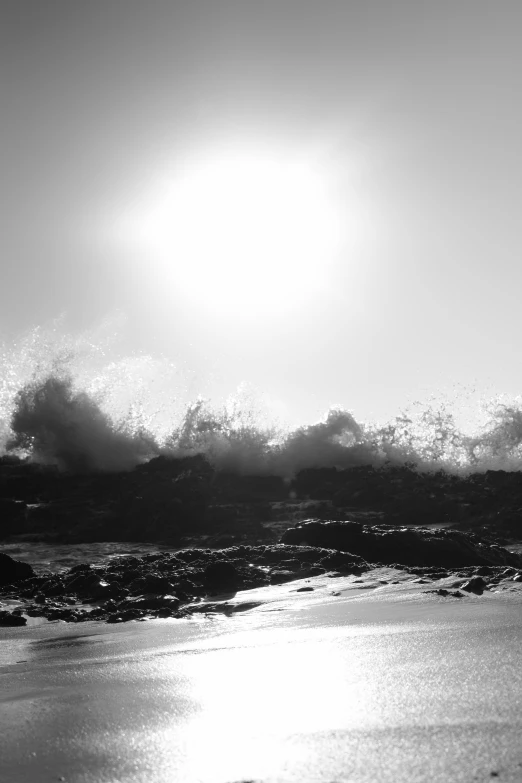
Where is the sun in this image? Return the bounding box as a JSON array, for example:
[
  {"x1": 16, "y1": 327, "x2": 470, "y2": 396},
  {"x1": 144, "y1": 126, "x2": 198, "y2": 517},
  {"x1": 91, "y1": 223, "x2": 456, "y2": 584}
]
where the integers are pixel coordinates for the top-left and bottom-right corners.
[{"x1": 121, "y1": 145, "x2": 343, "y2": 316}]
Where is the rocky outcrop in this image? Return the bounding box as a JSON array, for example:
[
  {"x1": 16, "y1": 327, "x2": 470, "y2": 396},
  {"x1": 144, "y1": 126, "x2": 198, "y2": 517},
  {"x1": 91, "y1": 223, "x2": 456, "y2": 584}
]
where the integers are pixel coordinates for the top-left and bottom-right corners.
[
  {"x1": 203, "y1": 561, "x2": 239, "y2": 591},
  {"x1": 0, "y1": 544, "x2": 367, "y2": 624},
  {"x1": 0, "y1": 610, "x2": 27, "y2": 626},
  {"x1": 2, "y1": 456, "x2": 522, "y2": 545},
  {"x1": 461, "y1": 576, "x2": 488, "y2": 594},
  {"x1": 280, "y1": 520, "x2": 522, "y2": 568},
  {"x1": 0, "y1": 552, "x2": 35, "y2": 586}
]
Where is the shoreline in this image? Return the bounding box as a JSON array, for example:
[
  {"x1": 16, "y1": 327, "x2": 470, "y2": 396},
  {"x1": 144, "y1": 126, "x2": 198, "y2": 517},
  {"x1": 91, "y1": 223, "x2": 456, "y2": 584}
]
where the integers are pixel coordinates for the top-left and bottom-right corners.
[
  {"x1": 2, "y1": 542, "x2": 521, "y2": 626},
  {"x1": 2, "y1": 571, "x2": 522, "y2": 782}
]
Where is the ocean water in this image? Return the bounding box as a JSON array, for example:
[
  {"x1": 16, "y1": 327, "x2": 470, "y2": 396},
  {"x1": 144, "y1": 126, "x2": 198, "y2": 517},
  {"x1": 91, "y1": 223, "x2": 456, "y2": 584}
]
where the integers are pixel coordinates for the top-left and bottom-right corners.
[
  {"x1": 3, "y1": 322, "x2": 522, "y2": 476},
  {"x1": 0, "y1": 540, "x2": 181, "y2": 574}
]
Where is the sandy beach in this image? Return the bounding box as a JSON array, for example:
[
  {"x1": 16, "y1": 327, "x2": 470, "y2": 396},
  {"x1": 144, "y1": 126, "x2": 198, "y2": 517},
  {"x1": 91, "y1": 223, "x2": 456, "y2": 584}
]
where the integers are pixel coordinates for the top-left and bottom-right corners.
[{"x1": 2, "y1": 570, "x2": 522, "y2": 783}]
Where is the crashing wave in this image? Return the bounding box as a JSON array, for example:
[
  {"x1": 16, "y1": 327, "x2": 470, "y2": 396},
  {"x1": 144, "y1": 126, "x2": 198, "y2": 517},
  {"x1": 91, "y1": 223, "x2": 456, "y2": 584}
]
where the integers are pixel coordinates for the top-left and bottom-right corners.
[{"x1": 3, "y1": 323, "x2": 522, "y2": 474}]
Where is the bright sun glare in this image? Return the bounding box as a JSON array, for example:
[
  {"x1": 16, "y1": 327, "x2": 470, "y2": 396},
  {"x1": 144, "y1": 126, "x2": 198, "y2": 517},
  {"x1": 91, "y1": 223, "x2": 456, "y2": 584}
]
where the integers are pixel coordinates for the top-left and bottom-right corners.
[{"x1": 122, "y1": 146, "x2": 343, "y2": 314}]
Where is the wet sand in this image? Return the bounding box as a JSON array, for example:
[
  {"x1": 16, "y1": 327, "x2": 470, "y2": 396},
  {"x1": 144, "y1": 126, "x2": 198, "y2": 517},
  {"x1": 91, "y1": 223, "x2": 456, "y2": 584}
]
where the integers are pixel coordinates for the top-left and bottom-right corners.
[{"x1": 1, "y1": 571, "x2": 522, "y2": 782}]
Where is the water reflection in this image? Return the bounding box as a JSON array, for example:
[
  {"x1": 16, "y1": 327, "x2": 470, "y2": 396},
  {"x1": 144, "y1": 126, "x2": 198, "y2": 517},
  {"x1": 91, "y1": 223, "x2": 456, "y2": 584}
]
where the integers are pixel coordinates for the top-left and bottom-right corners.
[{"x1": 0, "y1": 540, "x2": 175, "y2": 574}]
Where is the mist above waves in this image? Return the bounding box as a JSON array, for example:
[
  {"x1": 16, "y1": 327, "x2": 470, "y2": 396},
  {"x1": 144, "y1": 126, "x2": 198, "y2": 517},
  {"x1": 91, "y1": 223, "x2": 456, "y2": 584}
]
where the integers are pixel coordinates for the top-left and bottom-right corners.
[{"x1": 2, "y1": 322, "x2": 522, "y2": 475}]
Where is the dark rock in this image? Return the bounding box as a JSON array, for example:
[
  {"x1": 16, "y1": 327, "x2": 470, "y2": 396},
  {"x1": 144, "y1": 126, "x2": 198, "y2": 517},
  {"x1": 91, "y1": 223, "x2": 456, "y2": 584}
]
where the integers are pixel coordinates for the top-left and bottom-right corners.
[
  {"x1": 426, "y1": 588, "x2": 465, "y2": 598},
  {"x1": 120, "y1": 595, "x2": 180, "y2": 611},
  {"x1": 119, "y1": 609, "x2": 145, "y2": 621},
  {"x1": 171, "y1": 579, "x2": 196, "y2": 596},
  {"x1": 46, "y1": 608, "x2": 77, "y2": 621},
  {"x1": 26, "y1": 606, "x2": 45, "y2": 616},
  {"x1": 203, "y1": 561, "x2": 239, "y2": 590},
  {"x1": 39, "y1": 579, "x2": 65, "y2": 597},
  {"x1": 474, "y1": 566, "x2": 494, "y2": 576},
  {"x1": 157, "y1": 606, "x2": 177, "y2": 618},
  {"x1": 0, "y1": 524, "x2": 516, "y2": 624},
  {"x1": 69, "y1": 563, "x2": 92, "y2": 574},
  {"x1": 279, "y1": 558, "x2": 300, "y2": 570},
  {"x1": 318, "y1": 551, "x2": 366, "y2": 571},
  {"x1": 461, "y1": 576, "x2": 488, "y2": 595},
  {"x1": 115, "y1": 569, "x2": 142, "y2": 586},
  {"x1": 0, "y1": 552, "x2": 35, "y2": 586},
  {"x1": 86, "y1": 581, "x2": 125, "y2": 601},
  {"x1": 2, "y1": 455, "x2": 522, "y2": 547},
  {"x1": 0, "y1": 610, "x2": 27, "y2": 626},
  {"x1": 281, "y1": 520, "x2": 522, "y2": 568},
  {"x1": 126, "y1": 575, "x2": 173, "y2": 595}
]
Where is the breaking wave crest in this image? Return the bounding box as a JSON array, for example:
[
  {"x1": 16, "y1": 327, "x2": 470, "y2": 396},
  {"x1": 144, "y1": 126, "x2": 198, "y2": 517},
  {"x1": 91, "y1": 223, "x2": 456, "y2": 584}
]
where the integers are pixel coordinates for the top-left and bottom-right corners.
[
  {"x1": 3, "y1": 323, "x2": 522, "y2": 475},
  {"x1": 8, "y1": 375, "x2": 156, "y2": 472}
]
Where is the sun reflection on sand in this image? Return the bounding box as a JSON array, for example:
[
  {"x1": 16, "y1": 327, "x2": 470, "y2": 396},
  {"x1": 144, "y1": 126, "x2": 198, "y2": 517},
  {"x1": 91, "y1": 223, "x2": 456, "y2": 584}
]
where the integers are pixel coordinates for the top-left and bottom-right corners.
[
  {"x1": 152, "y1": 630, "x2": 381, "y2": 781},
  {"x1": 3, "y1": 593, "x2": 522, "y2": 783}
]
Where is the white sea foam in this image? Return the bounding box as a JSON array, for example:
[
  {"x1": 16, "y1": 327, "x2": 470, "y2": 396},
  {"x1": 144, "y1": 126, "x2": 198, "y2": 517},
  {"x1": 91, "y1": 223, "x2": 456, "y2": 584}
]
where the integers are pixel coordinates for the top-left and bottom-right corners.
[{"x1": 3, "y1": 322, "x2": 522, "y2": 474}]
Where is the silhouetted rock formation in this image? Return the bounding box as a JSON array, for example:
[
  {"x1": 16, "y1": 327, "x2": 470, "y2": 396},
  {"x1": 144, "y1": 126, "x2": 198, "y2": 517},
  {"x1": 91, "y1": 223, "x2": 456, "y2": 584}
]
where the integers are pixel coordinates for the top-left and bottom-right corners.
[
  {"x1": 0, "y1": 610, "x2": 27, "y2": 626},
  {"x1": 203, "y1": 560, "x2": 239, "y2": 591},
  {"x1": 2, "y1": 455, "x2": 522, "y2": 545},
  {"x1": 0, "y1": 544, "x2": 366, "y2": 623},
  {"x1": 0, "y1": 552, "x2": 35, "y2": 586},
  {"x1": 280, "y1": 520, "x2": 522, "y2": 568},
  {"x1": 461, "y1": 575, "x2": 488, "y2": 594},
  {"x1": 2, "y1": 535, "x2": 521, "y2": 624}
]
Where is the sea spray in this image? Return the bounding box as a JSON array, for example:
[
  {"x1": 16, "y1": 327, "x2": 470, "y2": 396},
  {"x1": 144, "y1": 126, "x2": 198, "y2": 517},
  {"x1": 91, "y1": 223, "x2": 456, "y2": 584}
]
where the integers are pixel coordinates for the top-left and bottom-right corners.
[
  {"x1": 0, "y1": 319, "x2": 190, "y2": 469},
  {"x1": 8, "y1": 375, "x2": 158, "y2": 472},
  {"x1": 4, "y1": 322, "x2": 522, "y2": 474}
]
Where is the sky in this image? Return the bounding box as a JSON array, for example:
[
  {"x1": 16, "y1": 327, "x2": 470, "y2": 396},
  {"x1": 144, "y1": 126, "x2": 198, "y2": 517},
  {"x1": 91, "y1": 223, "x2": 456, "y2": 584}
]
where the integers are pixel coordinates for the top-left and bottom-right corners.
[{"x1": 2, "y1": 1, "x2": 522, "y2": 428}]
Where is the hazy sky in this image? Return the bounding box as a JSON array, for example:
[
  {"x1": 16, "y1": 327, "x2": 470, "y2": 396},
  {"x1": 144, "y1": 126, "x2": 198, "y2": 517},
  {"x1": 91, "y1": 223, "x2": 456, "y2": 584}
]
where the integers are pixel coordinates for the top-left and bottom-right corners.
[{"x1": 2, "y1": 1, "x2": 522, "y2": 426}]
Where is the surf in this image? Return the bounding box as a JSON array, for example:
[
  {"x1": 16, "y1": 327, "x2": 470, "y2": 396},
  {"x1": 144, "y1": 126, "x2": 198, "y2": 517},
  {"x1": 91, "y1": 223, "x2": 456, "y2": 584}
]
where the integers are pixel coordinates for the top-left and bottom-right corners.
[{"x1": 3, "y1": 321, "x2": 522, "y2": 475}]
